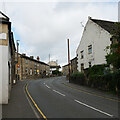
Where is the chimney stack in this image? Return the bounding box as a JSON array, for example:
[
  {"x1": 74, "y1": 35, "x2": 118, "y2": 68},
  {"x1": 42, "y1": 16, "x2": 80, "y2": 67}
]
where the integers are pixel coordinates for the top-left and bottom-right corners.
[
  {"x1": 88, "y1": 16, "x2": 92, "y2": 20},
  {"x1": 37, "y1": 56, "x2": 39, "y2": 61},
  {"x1": 22, "y1": 53, "x2": 26, "y2": 56},
  {"x1": 30, "y1": 56, "x2": 34, "y2": 59}
]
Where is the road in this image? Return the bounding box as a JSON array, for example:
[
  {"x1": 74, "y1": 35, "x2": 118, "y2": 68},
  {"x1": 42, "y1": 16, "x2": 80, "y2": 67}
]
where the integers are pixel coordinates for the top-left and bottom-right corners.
[{"x1": 26, "y1": 76, "x2": 119, "y2": 119}]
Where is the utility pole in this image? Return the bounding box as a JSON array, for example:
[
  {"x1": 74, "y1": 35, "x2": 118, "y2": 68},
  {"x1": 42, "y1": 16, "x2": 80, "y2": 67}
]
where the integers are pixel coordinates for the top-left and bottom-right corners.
[
  {"x1": 16, "y1": 40, "x2": 20, "y2": 81},
  {"x1": 67, "y1": 39, "x2": 71, "y2": 83},
  {"x1": 49, "y1": 54, "x2": 50, "y2": 63}
]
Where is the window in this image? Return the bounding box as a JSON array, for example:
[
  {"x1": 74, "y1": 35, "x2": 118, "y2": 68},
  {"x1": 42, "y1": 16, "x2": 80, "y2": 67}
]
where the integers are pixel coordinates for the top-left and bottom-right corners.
[
  {"x1": 81, "y1": 51, "x2": 84, "y2": 59},
  {"x1": 25, "y1": 67, "x2": 28, "y2": 73},
  {"x1": 34, "y1": 69, "x2": 37, "y2": 74},
  {"x1": 81, "y1": 63, "x2": 84, "y2": 72},
  {"x1": 25, "y1": 59, "x2": 27, "y2": 64},
  {"x1": 88, "y1": 45, "x2": 92, "y2": 54},
  {"x1": 89, "y1": 62, "x2": 91, "y2": 68},
  {"x1": 30, "y1": 69, "x2": 32, "y2": 75},
  {"x1": 34, "y1": 63, "x2": 37, "y2": 68}
]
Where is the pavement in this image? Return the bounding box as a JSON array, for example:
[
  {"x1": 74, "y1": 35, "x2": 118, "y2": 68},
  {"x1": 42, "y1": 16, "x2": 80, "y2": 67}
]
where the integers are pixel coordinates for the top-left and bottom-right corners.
[{"x1": 2, "y1": 80, "x2": 37, "y2": 119}]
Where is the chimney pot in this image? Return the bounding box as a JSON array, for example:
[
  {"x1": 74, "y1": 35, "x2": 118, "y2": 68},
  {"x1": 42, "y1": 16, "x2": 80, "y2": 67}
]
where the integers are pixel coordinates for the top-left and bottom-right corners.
[
  {"x1": 30, "y1": 56, "x2": 34, "y2": 59},
  {"x1": 37, "y1": 56, "x2": 39, "y2": 61},
  {"x1": 22, "y1": 53, "x2": 26, "y2": 56},
  {"x1": 88, "y1": 16, "x2": 92, "y2": 20}
]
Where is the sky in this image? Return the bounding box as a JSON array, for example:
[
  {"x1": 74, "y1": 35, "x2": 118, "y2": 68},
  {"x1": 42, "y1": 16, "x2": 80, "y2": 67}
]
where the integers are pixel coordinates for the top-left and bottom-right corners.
[{"x1": 0, "y1": 0, "x2": 119, "y2": 66}]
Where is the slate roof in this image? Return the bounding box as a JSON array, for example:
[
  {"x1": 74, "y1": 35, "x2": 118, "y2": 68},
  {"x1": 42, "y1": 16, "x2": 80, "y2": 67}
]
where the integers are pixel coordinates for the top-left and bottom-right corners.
[
  {"x1": 91, "y1": 18, "x2": 117, "y2": 34},
  {"x1": 0, "y1": 11, "x2": 9, "y2": 20},
  {"x1": 0, "y1": 11, "x2": 9, "y2": 23},
  {"x1": 20, "y1": 53, "x2": 49, "y2": 66}
]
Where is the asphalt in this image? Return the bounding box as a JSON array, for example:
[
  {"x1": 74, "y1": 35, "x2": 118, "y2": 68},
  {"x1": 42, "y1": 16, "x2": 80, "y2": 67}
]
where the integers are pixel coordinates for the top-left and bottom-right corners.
[
  {"x1": 2, "y1": 76, "x2": 120, "y2": 119},
  {"x1": 27, "y1": 76, "x2": 120, "y2": 119},
  {"x1": 2, "y1": 80, "x2": 37, "y2": 119}
]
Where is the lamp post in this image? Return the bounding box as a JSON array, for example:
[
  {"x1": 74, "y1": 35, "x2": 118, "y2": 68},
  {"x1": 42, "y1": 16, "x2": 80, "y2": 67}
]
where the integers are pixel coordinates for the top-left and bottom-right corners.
[
  {"x1": 16, "y1": 40, "x2": 20, "y2": 81},
  {"x1": 67, "y1": 39, "x2": 71, "y2": 83}
]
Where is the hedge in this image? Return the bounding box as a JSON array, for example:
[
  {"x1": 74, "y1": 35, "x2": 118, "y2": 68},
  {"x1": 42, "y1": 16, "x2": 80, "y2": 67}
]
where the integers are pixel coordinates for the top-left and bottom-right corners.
[
  {"x1": 70, "y1": 72, "x2": 85, "y2": 85},
  {"x1": 70, "y1": 64, "x2": 120, "y2": 94},
  {"x1": 88, "y1": 70, "x2": 120, "y2": 92}
]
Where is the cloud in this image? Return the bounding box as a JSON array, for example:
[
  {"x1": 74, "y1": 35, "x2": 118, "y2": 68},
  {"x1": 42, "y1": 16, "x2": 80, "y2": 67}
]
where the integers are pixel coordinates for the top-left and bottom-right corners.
[
  {"x1": 3, "y1": 2, "x2": 118, "y2": 66},
  {"x1": 0, "y1": 0, "x2": 119, "y2": 2}
]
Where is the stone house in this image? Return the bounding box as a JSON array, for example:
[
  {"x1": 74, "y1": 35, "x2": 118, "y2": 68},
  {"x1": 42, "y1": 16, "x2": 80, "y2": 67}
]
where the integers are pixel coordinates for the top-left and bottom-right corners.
[
  {"x1": 76, "y1": 17, "x2": 117, "y2": 72},
  {"x1": 0, "y1": 11, "x2": 16, "y2": 104},
  {"x1": 62, "y1": 57, "x2": 78, "y2": 76},
  {"x1": 70, "y1": 57, "x2": 78, "y2": 74},
  {"x1": 15, "y1": 53, "x2": 50, "y2": 80},
  {"x1": 62, "y1": 64, "x2": 69, "y2": 76}
]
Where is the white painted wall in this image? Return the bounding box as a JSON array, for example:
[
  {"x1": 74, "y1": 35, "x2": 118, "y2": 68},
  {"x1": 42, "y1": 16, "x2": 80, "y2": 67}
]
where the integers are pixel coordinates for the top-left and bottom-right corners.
[
  {"x1": 8, "y1": 45, "x2": 12, "y2": 100},
  {"x1": 0, "y1": 45, "x2": 9, "y2": 104},
  {"x1": 0, "y1": 45, "x2": 2, "y2": 105},
  {"x1": 76, "y1": 18, "x2": 111, "y2": 72}
]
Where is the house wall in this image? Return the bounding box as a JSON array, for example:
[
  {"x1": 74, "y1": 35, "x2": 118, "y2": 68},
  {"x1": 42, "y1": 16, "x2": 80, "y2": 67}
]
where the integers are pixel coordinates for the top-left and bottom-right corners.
[
  {"x1": 71, "y1": 57, "x2": 78, "y2": 74},
  {"x1": 62, "y1": 65, "x2": 69, "y2": 76},
  {"x1": 0, "y1": 23, "x2": 9, "y2": 104},
  {"x1": 76, "y1": 19, "x2": 111, "y2": 72},
  {"x1": 8, "y1": 45, "x2": 12, "y2": 100},
  {"x1": 0, "y1": 46, "x2": 2, "y2": 105},
  {"x1": 0, "y1": 46, "x2": 9, "y2": 104}
]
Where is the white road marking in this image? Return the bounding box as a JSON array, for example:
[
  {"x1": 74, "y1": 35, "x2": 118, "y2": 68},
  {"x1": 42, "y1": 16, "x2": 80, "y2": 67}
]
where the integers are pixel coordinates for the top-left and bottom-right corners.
[
  {"x1": 74, "y1": 99, "x2": 113, "y2": 117},
  {"x1": 44, "y1": 83, "x2": 45, "y2": 85},
  {"x1": 45, "y1": 85, "x2": 50, "y2": 89},
  {"x1": 53, "y1": 90, "x2": 65, "y2": 97}
]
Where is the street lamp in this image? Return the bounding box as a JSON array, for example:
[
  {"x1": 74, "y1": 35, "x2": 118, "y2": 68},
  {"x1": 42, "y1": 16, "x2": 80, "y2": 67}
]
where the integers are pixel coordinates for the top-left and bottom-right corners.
[
  {"x1": 67, "y1": 39, "x2": 71, "y2": 83},
  {"x1": 16, "y1": 40, "x2": 20, "y2": 81}
]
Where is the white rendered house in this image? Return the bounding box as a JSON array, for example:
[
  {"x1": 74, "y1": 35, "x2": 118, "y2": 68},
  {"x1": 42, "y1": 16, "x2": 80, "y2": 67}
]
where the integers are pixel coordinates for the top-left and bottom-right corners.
[
  {"x1": 76, "y1": 17, "x2": 116, "y2": 72},
  {"x1": 0, "y1": 11, "x2": 15, "y2": 104}
]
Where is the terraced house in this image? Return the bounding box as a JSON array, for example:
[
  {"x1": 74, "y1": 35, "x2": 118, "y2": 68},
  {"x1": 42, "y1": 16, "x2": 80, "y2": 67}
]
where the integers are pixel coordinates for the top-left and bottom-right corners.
[{"x1": 15, "y1": 53, "x2": 50, "y2": 80}]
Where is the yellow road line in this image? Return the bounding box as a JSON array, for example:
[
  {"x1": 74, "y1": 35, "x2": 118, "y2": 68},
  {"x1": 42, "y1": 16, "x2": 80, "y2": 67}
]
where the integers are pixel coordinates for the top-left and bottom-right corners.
[
  {"x1": 25, "y1": 83, "x2": 47, "y2": 120},
  {"x1": 63, "y1": 83, "x2": 120, "y2": 103}
]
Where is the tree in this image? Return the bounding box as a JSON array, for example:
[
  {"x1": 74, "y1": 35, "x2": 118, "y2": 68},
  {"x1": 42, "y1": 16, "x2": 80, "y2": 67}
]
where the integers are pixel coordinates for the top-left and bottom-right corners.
[{"x1": 106, "y1": 23, "x2": 120, "y2": 69}]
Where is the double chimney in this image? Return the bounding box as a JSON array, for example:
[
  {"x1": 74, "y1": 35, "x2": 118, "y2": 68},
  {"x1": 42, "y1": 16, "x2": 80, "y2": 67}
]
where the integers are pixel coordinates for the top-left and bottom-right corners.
[{"x1": 30, "y1": 56, "x2": 34, "y2": 59}]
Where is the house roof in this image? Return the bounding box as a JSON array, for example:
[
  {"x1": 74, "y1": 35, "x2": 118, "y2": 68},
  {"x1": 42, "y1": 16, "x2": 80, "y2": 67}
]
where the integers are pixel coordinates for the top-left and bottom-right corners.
[
  {"x1": 91, "y1": 18, "x2": 117, "y2": 34},
  {"x1": 0, "y1": 11, "x2": 9, "y2": 20},
  {"x1": 70, "y1": 57, "x2": 77, "y2": 62},
  {"x1": 19, "y1": 53, "x2": 49, "y2": 66},
  {"x1": 62, "y1": 64, "x2": 69, "y2": 67},
  {"x1": 0, "y1": 11, "x2": 10, "y2": 24}
]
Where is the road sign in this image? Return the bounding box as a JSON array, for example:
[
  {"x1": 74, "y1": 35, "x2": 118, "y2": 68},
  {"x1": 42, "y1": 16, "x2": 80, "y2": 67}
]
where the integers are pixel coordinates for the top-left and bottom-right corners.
[{"x1": 17, "y1": 63, "x2": 20, "y2": 70}]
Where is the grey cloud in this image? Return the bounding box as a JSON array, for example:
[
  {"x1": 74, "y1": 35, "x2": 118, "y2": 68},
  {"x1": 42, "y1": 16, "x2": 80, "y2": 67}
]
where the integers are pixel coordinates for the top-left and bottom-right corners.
[{"x1": 4, "y1": 2, "x2": 117, "y2": 66}]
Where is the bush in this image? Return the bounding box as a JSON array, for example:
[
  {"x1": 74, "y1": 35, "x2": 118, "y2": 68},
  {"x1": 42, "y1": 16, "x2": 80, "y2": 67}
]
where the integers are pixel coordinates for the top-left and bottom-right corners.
[
  {"x1": 52, "y1": 70, "x2": 62, "y2": 76},
  {"x1": 87, "y1": 64, "x2": 108, "y2": 77},
  {"x1": 70, "y1": 64, "x2": 120, "y2": 94},
  {"x1": 88, "y1": 70, "x2": 120, "y2": 93},
  {"x1": 70, "y1": 72, "x2": 85, "y2": 85}
]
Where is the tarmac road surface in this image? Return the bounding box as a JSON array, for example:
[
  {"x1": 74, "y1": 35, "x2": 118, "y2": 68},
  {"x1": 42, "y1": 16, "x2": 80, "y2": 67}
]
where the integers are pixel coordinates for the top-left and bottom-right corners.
[{"x1": 27, "y1": 76, "x2": 120, "y2": 119}]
